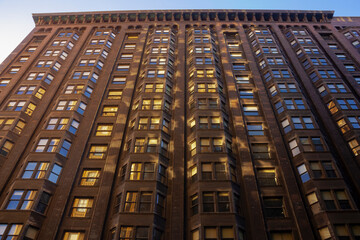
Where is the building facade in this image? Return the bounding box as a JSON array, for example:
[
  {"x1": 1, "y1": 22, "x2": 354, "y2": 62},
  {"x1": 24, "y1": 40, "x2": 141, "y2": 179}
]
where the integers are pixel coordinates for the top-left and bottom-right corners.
[{"x1": 0, "y1": 9, "x2": 360, "y2": 240}]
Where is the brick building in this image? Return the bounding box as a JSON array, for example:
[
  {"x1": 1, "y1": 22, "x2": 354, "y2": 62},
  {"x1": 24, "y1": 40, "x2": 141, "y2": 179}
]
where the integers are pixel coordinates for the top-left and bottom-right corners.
[{"x1": 0, "y1": 9, "x2": 360, "y2": 240}]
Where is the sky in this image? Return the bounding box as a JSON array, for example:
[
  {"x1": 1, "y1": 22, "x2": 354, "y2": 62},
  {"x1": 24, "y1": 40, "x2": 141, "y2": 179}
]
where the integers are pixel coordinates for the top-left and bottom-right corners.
[{"x1": 0, "y1": 0, "x2": 359, "y2": 64}]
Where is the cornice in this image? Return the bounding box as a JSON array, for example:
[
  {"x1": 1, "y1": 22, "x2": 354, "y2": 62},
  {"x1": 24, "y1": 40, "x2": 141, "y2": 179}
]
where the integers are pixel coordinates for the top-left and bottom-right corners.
[{"x1": 32, "y1": 9, "x2": 335, "y2": 26}]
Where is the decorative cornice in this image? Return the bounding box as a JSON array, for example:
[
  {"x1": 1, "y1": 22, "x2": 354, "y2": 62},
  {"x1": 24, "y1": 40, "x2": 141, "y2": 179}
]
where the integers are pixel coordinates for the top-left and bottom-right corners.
[{"x1": 32, "y1": 9, "x2": 335, "y2": 26}]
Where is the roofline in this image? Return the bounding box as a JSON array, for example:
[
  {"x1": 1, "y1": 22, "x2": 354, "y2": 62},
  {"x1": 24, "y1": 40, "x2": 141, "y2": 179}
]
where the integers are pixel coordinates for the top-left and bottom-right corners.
[{"x1": 32, "y1": 9, "x2": 335, "y2": 25}]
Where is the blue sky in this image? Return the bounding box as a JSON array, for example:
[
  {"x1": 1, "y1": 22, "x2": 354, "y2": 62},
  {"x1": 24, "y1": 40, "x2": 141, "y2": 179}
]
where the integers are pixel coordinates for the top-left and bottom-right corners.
[{"x1": 0, "y1": 0, "x2": 359, "y2": 63}]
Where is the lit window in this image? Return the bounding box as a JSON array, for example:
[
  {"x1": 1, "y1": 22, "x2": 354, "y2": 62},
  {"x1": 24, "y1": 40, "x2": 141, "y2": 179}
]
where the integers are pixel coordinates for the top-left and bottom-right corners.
[
  {"x1": 318, "y1": 227, "x2": 331, "y2": 240},
  {"x1": 102, "y1": 106, "x2": 118, "y2": 117},
  {"x1": 80, "y1": 169, "x2": 100, "y2": 186},
  {"x1": 95, "y1": 124, "x2": 113, "y2": 136},
  {"x1": 107, "y1": 90, "x2": 122, "y2": 99},
  {"x1": 257, "y1": 168, "x2": 278, "y2": 186},
  {"x1": 348, "y1": 139, "x2": 360, "y2": 156},
  {"x1": 88, "y1": 145, "x2": 108, "y2": 159},
  {"x1": 0, "y1": 140, "x2": 14, "y2": 157},
  {"x1": 71, "y1": 198, "x2": 93, "y2": 217}
]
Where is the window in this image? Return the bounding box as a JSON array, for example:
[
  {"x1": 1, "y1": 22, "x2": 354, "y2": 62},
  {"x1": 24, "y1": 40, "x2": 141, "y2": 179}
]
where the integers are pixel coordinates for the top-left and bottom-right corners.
[
  {"x1": 348, "y1": 139, "x2": 360, "y2": 156},
  {"x1": 345, "y1": 64, "x2": 356, "y2": 72},
  {"x1": 27, "y1": 47, "x2": 37, "y2": 52},
  {"x1": 191, "y1": 194, "x2": 199, "y2": 216},
  {"x1": 19, "y1": 56, "x2": 29, "y2": 62},
  {"x1": 327, "y1": 100, "x2": 339, "y2": 114},
  {"x1": 300, "y1": 137, "x2": 325, "y2": 152},
  {"x1": 337, "y1": 118, "x2": 350, "y2": 133},
  {"x1": 235, "y1": 75, "x2": 250, "y2": 84},
  {"x1": 284, "y1": 98, "x2": 305, "y2": 110},
  {"x1": 134, "y1": 138, "x2": 145, "y2": 153},
  {"x1": 291, "y1": 117, "x2": 314, "y2": 129},
  {"x1": 0, "y1": 140, "x2": 14, "y2": 157},
  {"x1": 271, "y1": 232, "x2": 293, "y2": 240},
  {"x1": 9, "y1": 67, "x2": 20, "y2": 74},
  {"x1": 21, "y1": 162, "x2": 49, "y2": 179},
  {"x1": 35, "y1": 192, "x2": 51, "y2": 214},
  {"x1": 129, "y1": 162, "x2": 155, "y2": 180},
  {"x1": 281, "y1": 119, "x2": 291, "y2": 133},
  {"x1": 327, "y1": 83, "x2": 347, "y2": 93},
  {"x1": 278, "y1": 83, "x2": 297, "y2": 92},
  {"x1": 348, "y1": 116, "x2": 360, "y2": 129},
  {"x1": 0, "y1": 224, "x2": 23, "y2": 239},
  {"x1": 113, "y1": 76, "x2": 126, "y2": 84},
  {"x1": 263, "y1": 197, "x2": 285, "y2": 218},
  {"x1": 201, "y1": 162, "x2": 227, "y2": 180},
  {"x1": 46, "y1": 118, "x2": 69, "y2": 130},
  {"x1": 239, "y1": 89, "x2": 254, "y2": 98},
  {"x1": 0, "y1": 78, "x2": 10, "y2": 86},
  {"x1": 6, "y1": 190, "x2": 37, "y2": 210},
  {"x1": 35, "y1": 138, "x2": 60, "y2": 153},
  {"x1": 80, "y1": 169, "x2": 100, "y2": 186},
  {"x1": 202, "y1": 191, "x2": 230, "y2": 213},
  {"x1": 88, "y1": 145, "x2": 108, "y2": 159},
  {"x1": 233, "y1": 63, "x2": 246, "y2": 71},
  {"x1": 321, "y1": 190, "x2": 352, "y2": 210},
  {"x1": 318, "y1": 70, "x2": 337, "y2": 79},
  {"x1": 257, "y1": 169, "x2": 278, "y2": 186},
  {"x1": 289, "y1": 139, "x2": 300, "y2": 157},
  {"x1": 139, "y1": 192, "x2": 152, "y2": 212},
  {"x1": 107, "y1": 90, "x2": 122, "y2": 99},
  {"x1": 318, "y1": 227, "x2": 331, "y2": 240},
  {"x1": 116, "y1": 64, "x2": 130, "y2": 71},
  {"x1": 252, "y1": 143, "x2": 270, "y2": 159},
  {"x1": 230, "y1": 52, "x2": 242, "y2": 59},
  {"x1": 247, "y1": 123, "x2": 264, "y2": 136},
  {"x1": 124, "y1": 192, "x2": 137, "y2": 212},
  {"x1": 95, "y1": 124, "x2": 113, "y2": 137},
  {"x1": 310, "y1": 161, "x2": 337, "y2": 178},
  {"x1": 335, "y1": 225, "x2": 360, "y2": 239},
  {"x1": 297, "y1": 164, "x2": 310, "y2": 182},
  {"x1": 56, "y1": 100, "x2": 77, "y2": 111},
  {"x1": 59, "y1": 140, "x2": 71, "y2": 157},
  {"x1": 337, "y1": 99, "x2": 358, "y2": 110},
  {"x1": 48, "y1": 164, "x2": 62, "y2": 183},
  {"x1": 124, "y1": 44, "x2": 136, "y2": 50},
  {"x1": 77, "y1": 102, "x2": 87, "y2": 115},
  {"x1": 102, "y1": 106, "x2": 118, "y2": 116},
  {"x1": 119, "y1": 226, "x2": 149, "y2": 240},
  {"x1": 71, "y1": 198, "x2": 93, "y2": 217},
  {"x1": 190, "y1": 140, "x2": 196, "y2": 156},
  {"x1": 120, "y1": 54, "x2": 133, "y2": 60},
  {"x1": 352, "y1": 40, "x2": 360, "y2": 48},
  {"x1": 44, "y1": 74, "x2": 54, "y2": 84},
  {"x1": 243, "y1": 105, "x2": 259, "y2": 116}
]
